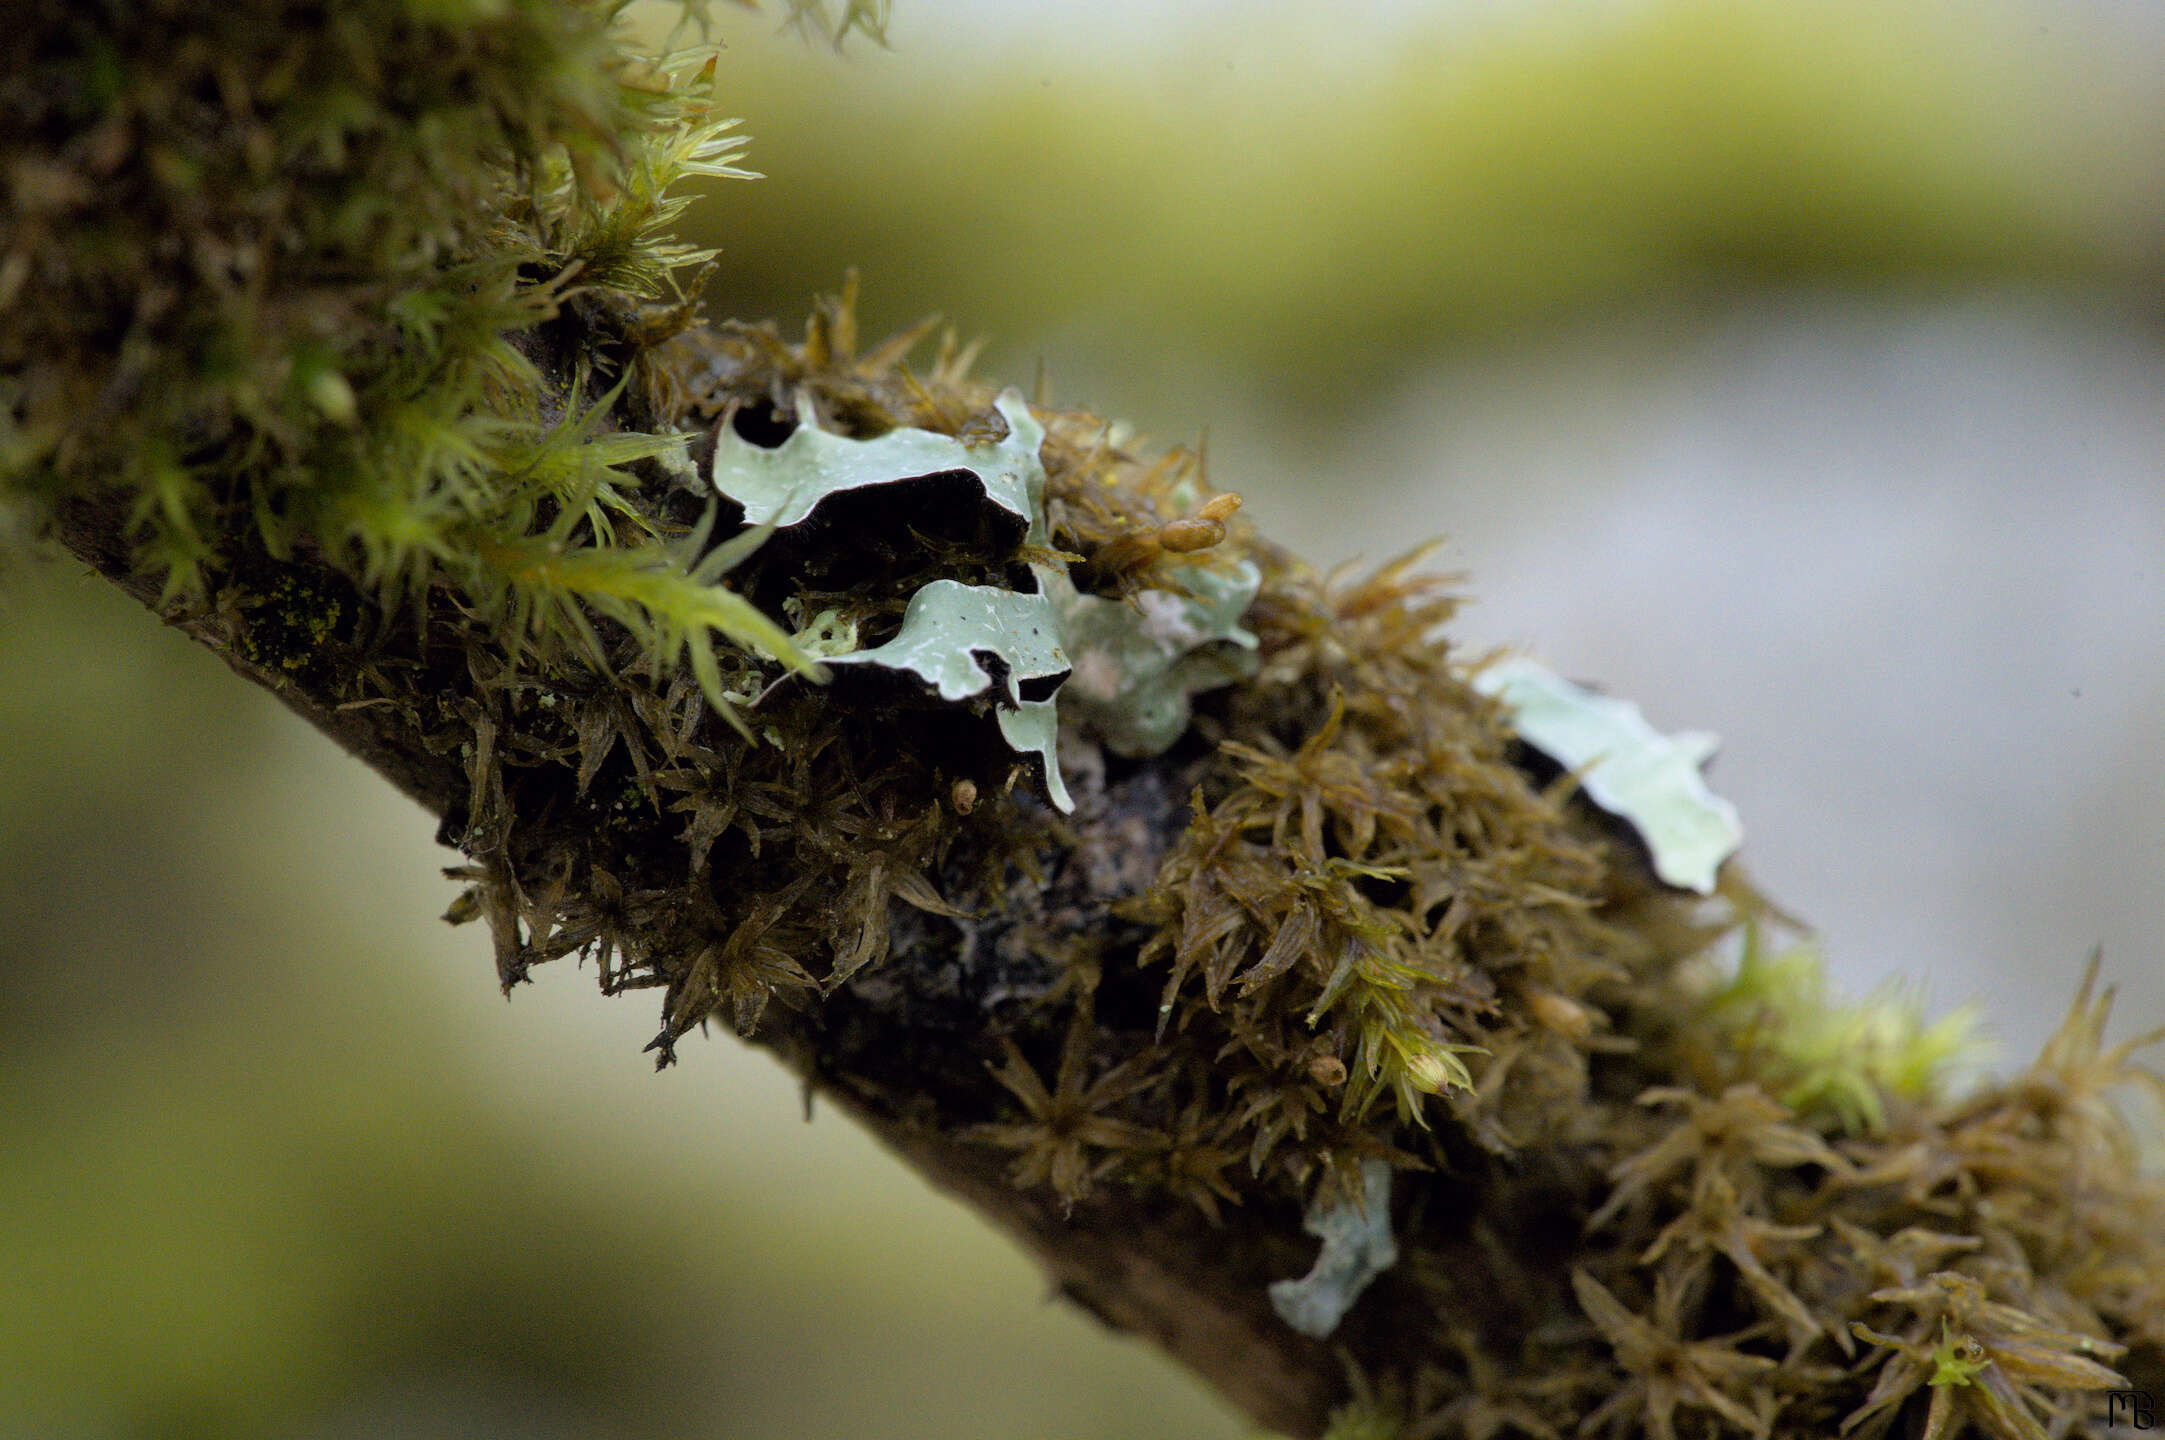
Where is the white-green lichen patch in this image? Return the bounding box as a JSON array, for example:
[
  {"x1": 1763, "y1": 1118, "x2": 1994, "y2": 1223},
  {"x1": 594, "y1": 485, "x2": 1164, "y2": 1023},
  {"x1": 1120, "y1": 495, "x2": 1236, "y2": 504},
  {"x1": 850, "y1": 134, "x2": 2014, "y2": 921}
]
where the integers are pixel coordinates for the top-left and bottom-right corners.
[
  {"x1": 701, "y1": 384, "x2": 1260, "y2": 813},
  {"x1": 1052, "y1": 560, "x2": 1261, "y2": 758},
  {"x1": 1268, "y1": 1158, "x2": 1398, "y2": 1338},
  {"x1": 783, "y1": 603, "x2": 861, "y2": 660},
  {"x1": 709, "y1": 389, "x2": 1046, "y2": 536},
  {"x1": 825, "y1": 576, "x2": 1075, "y2": 811},
  {"x1": 1469, "y1": 656, "x2": 1743, "y2": 894}
]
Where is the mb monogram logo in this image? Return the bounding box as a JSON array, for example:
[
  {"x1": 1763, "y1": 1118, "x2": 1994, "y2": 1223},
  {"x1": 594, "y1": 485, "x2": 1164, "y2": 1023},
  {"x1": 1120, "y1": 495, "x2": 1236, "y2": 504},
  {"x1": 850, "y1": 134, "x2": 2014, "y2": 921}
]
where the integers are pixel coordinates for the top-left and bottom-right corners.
[{"x1": 2110, "y1": 1390, "x2": 2157, "y2": 1430}]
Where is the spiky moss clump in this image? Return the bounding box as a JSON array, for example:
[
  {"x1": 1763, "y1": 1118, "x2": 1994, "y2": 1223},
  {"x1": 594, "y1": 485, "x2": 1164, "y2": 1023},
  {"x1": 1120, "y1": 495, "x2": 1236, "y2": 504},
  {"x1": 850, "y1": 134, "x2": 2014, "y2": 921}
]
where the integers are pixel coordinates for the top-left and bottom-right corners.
[
  {"x1": 1523, "y1": 961, "x2": 2164, "y2": 1440},
  {"x1": 670, "y1": 306, "x2": 2165, "y2": 1439},
  {"x1": 1256, "y1": 966, "x2": 2163, "y2": 1440},
  {"x1": 625, "y1": 283, "x2": 1725, "y2": 1189},
  {"x1": 2, "y1": 0, "x2": 800, "y2": 690},
  {"x1": 1128, "y1": 555, "x2": 1713, "y2": 1200}
]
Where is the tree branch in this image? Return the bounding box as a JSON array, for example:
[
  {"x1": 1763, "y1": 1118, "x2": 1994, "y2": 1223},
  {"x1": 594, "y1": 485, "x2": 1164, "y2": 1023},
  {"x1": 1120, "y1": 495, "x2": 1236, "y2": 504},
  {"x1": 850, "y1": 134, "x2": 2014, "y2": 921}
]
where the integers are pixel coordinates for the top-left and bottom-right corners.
[
  {"x1": 38, "y1": 334, "x2": 1577, "y2": 1435},
  {"x1": 12, "y1": 6, "x2": 2163, "y2": 1438}
]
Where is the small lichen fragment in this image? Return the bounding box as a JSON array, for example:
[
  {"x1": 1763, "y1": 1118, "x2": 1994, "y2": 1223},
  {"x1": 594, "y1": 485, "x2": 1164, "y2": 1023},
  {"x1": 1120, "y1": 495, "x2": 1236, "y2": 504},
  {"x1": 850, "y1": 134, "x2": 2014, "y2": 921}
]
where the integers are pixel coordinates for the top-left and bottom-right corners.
[
  {"x1": 785, "y1": 604, "x2": 861, "y2": 660},
  {"x1": 652, "y1": 433, "x2": 703, "y2": 491},
  {"x1": 1053, "y1": 559, "x2": 1261, "y2": 757},
  {"x1": 825, "y1": 576, "x2": 1075, "y2": 811},
  {"x1": 1269, "y1": 1158, "x2": 1399, "y2": 1338},
  {"x1": 994, "y1": 698, "x2": 1073, "y2": 812},
  {"x1": 1469, "y1": 655, "x2": 1743, "y2": 893}
]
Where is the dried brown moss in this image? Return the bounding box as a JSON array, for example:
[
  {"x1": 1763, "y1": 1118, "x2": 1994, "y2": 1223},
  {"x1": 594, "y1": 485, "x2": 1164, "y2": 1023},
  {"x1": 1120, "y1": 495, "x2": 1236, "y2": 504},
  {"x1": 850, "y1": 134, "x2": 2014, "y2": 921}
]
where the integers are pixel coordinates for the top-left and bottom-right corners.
[{"x1": 628, "y1": 291, "x2": 2161, "y2": 1440}]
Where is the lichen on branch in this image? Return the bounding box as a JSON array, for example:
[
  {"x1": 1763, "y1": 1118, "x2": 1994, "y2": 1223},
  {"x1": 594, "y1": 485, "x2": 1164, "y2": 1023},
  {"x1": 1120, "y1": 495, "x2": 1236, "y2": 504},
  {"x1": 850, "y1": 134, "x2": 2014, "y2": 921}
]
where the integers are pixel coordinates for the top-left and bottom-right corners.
[{"x1": 7, "y1": 5, "x2": 2163, "y2": 1440}]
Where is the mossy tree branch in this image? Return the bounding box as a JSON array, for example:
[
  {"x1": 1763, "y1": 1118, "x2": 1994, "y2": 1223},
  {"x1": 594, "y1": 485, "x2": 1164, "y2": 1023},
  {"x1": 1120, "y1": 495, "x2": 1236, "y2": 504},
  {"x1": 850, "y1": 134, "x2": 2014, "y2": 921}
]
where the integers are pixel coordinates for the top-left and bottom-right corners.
[
  {"x1": 42, "y1": 424, "x2": 1360, "y2": 1434},
  {"x1": 9, "y1": 5, "x2": 2163, "y2": 1439}
]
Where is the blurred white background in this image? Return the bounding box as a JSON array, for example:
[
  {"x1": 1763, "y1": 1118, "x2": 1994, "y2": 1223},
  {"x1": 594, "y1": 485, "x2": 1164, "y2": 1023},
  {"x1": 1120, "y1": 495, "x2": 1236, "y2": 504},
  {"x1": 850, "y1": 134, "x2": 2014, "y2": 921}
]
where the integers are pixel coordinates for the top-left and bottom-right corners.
[{"x1": 1229, "y1": 290, "x2": 2165, "y2": 1062}]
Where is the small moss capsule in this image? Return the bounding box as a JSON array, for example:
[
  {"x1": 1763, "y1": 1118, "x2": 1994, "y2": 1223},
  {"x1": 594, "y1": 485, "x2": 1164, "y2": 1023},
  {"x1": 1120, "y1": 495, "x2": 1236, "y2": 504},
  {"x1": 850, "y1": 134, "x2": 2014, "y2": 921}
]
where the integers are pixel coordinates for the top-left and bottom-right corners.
[
  {"x1": 1308, "y1": 1055, "x2": 1348, "y2": 1087},
  {"x1": 1155, "y1": 491, "x2": 1243, "y2": 554},
  {"x1": 1526, "y1": 989, "x2": 1593, "y2": 1041},
  {"x1": 1155, "y1": 518, "x2": 1222, "y2": 553},
  {"x1": 1405, "y1": 1052, "x2": 1453, "y2": 1093}
]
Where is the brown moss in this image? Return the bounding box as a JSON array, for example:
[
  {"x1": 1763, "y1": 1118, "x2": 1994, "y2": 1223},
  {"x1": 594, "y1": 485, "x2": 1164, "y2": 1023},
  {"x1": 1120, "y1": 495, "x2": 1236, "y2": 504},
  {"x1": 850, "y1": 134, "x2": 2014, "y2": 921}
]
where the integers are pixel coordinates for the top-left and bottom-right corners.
[
  {"x1": 473, "y1": 280, "x2": 2165, "y2": 1438},
  {"x1": 40, "y1": 178, "x2": 2155, "y2": 1429}
]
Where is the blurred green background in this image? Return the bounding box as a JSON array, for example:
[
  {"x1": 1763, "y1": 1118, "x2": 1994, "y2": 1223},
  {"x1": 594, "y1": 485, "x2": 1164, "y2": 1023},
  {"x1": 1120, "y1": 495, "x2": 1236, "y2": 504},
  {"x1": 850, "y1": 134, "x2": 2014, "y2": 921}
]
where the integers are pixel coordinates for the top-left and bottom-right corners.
[{"x1": 6, "y1": 1, "x2": 2165, "y2": 1436}]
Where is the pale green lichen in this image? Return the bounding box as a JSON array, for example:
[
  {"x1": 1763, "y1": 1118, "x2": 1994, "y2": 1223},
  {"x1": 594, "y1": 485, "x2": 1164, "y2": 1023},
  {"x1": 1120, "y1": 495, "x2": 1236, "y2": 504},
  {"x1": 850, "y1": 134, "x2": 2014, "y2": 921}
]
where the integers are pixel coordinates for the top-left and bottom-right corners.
[
  {"x1": 699, "y1": 385, "x2": 1079, "y2": 802},
  {"x1": 1269, "y1": 1157, "x2": 1398, "y2": 1338},
  {"x1": 827, "y1": 578, "x2": 1069, "y2": 702},
  {"x1": 1051, "y1": 558, "x2": 1260, "y2": 757},
  {"x1": 696, "y1": 382, "x2": 1261, "y2": 807},
  {"x1": 826, "y1": 575, "x2": 1075, "y2": 810},
  {"x1": 708, "y1": 389, "x2": 1045, "y2": 534},
  {"x1": 1469, "y1": 655, "x2": 1743, "y2": 893}
]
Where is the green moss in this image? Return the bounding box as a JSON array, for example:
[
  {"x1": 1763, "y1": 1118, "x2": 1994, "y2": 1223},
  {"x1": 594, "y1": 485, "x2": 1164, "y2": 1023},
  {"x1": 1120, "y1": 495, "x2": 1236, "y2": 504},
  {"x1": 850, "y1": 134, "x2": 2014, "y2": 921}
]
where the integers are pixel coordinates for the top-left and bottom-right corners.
[
  {"x1": 1685, "y1": 920, "x2": 1985, "y2": 1135},
  {"x1": 3, "y1": 0, "x2": 802, "y2": 705}
]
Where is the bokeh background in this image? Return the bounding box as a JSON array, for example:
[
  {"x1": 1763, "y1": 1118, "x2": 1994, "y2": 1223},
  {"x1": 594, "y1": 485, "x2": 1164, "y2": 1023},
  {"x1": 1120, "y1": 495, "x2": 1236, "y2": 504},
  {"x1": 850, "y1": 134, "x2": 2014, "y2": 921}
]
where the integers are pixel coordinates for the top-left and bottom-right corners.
[{"x1": 5, "y1": 1, "x2": 2165, "y2": 1435}]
